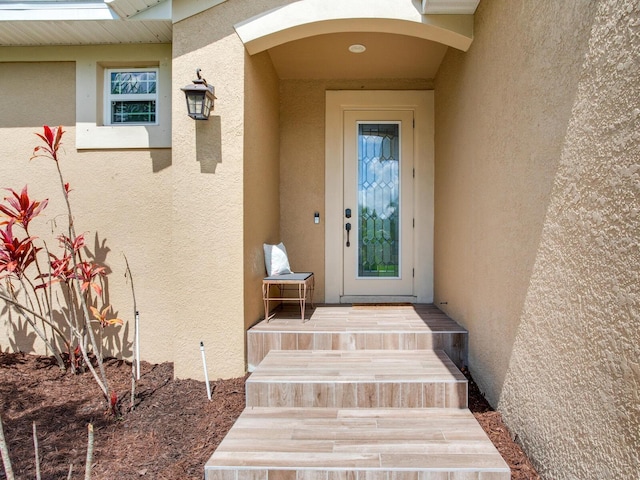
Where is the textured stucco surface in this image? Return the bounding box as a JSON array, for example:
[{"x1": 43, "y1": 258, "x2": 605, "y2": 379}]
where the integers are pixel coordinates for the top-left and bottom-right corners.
[
  {"x1": 172, "y1": 5, "x2": 244, "y2": 380},
  {"x1": 243, "y1": 50, "x2": 281, "y2": 331},
  {"x1": 0, "y1": 62, "x2": 75, "y2": 128},
  {"x1": 172, "y1": 0, "x2": 293, "y2": 379},
  {"x1": 435, "y1": 0, "x2": 639, "y2": 478},
  {"x1": 1, "y1": 0, "x2": 443, "y2": 381},
  {"x1": 0, "y1": 61, "x2": 174, "y2": 363}
]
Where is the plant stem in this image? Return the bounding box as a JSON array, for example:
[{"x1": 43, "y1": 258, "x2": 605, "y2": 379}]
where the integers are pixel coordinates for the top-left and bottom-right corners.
[
  {"x1": 0, "y1": 291, "x2": 66, "y2": 369},
  {"x1": 124, "y1": 254, "x2": 138, "y2": 410},
  {"x1": 19, "y1": 277, "x2": 58, "y2": 360},
  {"x1": 76, "y1": 287, "x2": 110, "y2": 399},
  {"x1": 27, "y1": 225, "x2": 54, "y2": 352},
  {"x1": 43, "y1": 241, "x2": 65, "y2": 359},
  {"x1": 0, "y1": 413, "x2": 15, "y2": 480},
  {"x1": 59, "y1": 307, "x2": 108, "y2": 398},
  {"x1": 54, "y1": 159, "x2": 110, "y2": 402}
]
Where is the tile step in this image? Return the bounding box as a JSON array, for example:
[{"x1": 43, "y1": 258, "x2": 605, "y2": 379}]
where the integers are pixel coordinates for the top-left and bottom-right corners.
[
  {"x1": 247, "y1": 305, "x2": 468, "y2": 371},
  {"x1": 205, "y1": 407, "x2": 510, "y2": 480},
  {"x1": 247, "y1": 350, "x2": 467, "y2": 409}
]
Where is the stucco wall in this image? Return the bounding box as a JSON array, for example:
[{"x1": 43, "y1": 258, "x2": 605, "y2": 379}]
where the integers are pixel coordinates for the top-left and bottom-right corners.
[
  {"x1": 434, "y1": 0, "x2": 639, "y2": 478},
  {"x1": 0, "y1": 62, "x2": 75, "y2": 128},
  {"x1": 243, "y1": 50, "x2": 281, "y2": 330},
  {"x1": 279, "y1": 79, "x2": 432, "y2": 303},
  {"x1": 172, "y1": 0, "x2": 293, "y2": 379},
  {"x1": 0, "y1": 59, "x2": 174, "y2": 365}
]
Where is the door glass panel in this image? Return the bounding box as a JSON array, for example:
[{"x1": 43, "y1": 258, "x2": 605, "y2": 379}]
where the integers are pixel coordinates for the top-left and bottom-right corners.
[{"x1": 357, "y1": 123, "x2": 400, "y2": 277}]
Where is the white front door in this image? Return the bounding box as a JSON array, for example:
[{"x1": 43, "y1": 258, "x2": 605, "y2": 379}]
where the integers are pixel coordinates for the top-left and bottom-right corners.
[
  {"x1": 342, "y1": 110, "x2": 414, "y2": 297},
  {"x1": 325, "y1": 90, "x2": 434, "y2": 304}
]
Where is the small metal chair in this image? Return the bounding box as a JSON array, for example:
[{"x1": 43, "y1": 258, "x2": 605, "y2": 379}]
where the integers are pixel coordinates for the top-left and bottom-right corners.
[
  {"x1": 262, "y1": 242, "x2": 314, "y2": 322},
  {"x1": 262, "y1": 272, "x2": 314, "y2": 322}
]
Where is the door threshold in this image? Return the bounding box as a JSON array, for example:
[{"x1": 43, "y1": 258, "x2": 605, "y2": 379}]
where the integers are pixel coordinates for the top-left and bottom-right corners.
[{"x1": 340, "y1": 295, "x2": 417, "y2": 304}]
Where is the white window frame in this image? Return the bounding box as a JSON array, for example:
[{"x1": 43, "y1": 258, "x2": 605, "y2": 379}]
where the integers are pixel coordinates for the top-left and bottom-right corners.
[{"x1": 104, "y1": 67, "x2": 159, "y2": 126}]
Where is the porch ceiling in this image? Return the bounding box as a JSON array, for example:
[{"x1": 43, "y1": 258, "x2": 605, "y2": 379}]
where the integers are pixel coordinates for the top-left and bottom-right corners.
[
  {"x1": 267, "y1": 32, "x2": 448, "y2": 80},
  {"x1": 234, "y1": 0, "x2": 474, "y2": 56}
]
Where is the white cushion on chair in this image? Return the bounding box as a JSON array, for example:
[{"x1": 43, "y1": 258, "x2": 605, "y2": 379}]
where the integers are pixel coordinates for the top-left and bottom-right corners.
[{"x1": 263, "y1": 242, "x2": 293, "y2": 276}]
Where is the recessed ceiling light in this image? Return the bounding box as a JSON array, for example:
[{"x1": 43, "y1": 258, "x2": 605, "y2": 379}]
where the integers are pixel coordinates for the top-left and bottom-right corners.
[{"x1": 348, "y1": 44, "x2": 366, "y2": 54}]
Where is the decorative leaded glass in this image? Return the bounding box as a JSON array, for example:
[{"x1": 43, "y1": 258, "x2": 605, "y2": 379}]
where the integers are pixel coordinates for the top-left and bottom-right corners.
[{"x1": 357, "y1": 123, "x2": 400, "y2": 277}]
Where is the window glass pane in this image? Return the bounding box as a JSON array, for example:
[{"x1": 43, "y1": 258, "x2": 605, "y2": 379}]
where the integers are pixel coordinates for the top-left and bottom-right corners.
[
  {"x1": 110, "y1": 71, "x2": 157, "y2": 95},
  {"x1": 357, "y1": 123, "x2": 400, "y2": 278},
  {"x1": 111, "y1": 101, "x2": 156, "y2": 124}
]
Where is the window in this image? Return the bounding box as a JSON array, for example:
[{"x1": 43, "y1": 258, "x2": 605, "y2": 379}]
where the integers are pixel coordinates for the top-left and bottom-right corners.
[{"x1": 105, "y1": 68, "x2": 158, "y2": 125}]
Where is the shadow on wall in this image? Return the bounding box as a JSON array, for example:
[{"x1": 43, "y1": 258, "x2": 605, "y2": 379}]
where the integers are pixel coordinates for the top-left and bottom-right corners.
[
  {"x1": 0, "y1": 62, "x2": 75, "y2": 128},
  {"x1": 151, "y1": 149, "x2": 173, "y2": 173},
  {"x1": 497, "y1": 3, "x2": 640, "y2": 478},
  {"x1": 84, "y1": 232, "x2": 132, "y2": 360},
  {"x1": 196, "y1": 116, "x2": 222, "y2": 173},
  {"x1": 77, "y1": 147, "x2": 172, "y2": 173},
  {"x1": 7, "y1": 314, "x2": 38, "y2": 353},
  {"x1": 434, "y1": 0, "x2": 600, "y2": 408},
  {"x1": 1, "y1": 230, "x2": 133, "y2": 361}
]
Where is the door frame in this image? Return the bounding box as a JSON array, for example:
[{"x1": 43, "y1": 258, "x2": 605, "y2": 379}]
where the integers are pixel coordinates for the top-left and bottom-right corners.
[{"x1": 325, "y1": 90, "x2": 434, "y2": 304}]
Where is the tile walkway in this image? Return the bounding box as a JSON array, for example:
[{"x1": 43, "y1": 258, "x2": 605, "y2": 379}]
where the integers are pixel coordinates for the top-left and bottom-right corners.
[{"x1": 205, "y1": 305, "x2": 509, "y2": 480}]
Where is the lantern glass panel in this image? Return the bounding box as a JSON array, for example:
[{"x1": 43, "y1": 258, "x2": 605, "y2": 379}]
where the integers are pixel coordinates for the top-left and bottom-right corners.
[
  {"x1": 203, "y1": 97, "x2": 213, "y2": 118},
  {"x1": 186, "y1": 92, "x2": 205, "y2": 117}
]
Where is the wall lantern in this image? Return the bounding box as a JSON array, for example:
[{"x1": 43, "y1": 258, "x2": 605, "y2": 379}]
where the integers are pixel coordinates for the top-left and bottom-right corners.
[{"x1": 181, "y1": 69, "x2": 217, "y2": 120}]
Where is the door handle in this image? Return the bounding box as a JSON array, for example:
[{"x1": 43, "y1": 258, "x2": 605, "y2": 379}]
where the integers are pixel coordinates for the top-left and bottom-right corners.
[{"x1": 345, "y1": 222, "x2": 351, "y2": 247}]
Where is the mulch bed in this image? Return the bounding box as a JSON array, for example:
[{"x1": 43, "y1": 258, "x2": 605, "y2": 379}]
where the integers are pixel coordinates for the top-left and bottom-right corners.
[
  {"x1": 462, "y1": 367, "x2": 540, "y2": 479},
  {"x1": 0, "y1": 353, "x2": 538, "y2": 480}
]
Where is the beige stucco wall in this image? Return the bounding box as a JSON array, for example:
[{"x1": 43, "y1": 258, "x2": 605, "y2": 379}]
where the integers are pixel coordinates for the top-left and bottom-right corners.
[
  {"x1": 1, "y1": 1, "x2": 442, "y2": 379},
  {"x1": 280, "y1": 79, "x2": 433, "y2": 303},
  {"x1": 243, "y1": 50, "x2": 281, "y2": 330},
  {"x1": 0, "y1": 58, "x2": 174, "y2": 365},
  {"x1": 171, "y1": 1, "x2": 435, "y2": 375},
  {"x1": 0, "y1": 62, "x2": 75, "y2": 128},
  {"x1": 434, "y1": 0, "x2": 639, "y2": 478},
  {"x1": 171, "y1": 0, "x2": 293, "y2": 379},
  {"x1": 0, "y1": 15, "x2": 278, "y2": 379}
]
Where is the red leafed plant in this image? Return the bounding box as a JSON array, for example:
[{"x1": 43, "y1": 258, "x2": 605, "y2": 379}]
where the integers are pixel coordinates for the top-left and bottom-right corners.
[
  {"x1": 0, "y1": 125, "x2": 128, "y2": 408},
  {"x1": 0, "y1": 220, "x2": 40, "y2": 278},
  {"x1": 76, "y1": 261, "x2": 107, "y2": 296},
  {"x1": 0, "y1": 186, "x2": 49, "y2": 230},
  {"x1": 32, "y1": 124, "x2": 63, "y2": 163}
]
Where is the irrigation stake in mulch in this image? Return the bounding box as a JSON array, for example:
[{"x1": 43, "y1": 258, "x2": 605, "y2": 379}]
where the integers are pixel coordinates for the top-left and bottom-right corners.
[
  {"x1": 135, "y1": 310, "x2": 141, "y2": 380},
  {"x1": 200, "y1": 341, "x2": 212, "y2": 400}
]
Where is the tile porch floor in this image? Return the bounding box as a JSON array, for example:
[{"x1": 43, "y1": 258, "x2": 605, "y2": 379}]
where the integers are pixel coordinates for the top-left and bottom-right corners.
[{"x1": 206, "y1": 305, "x2": 510, "y2": 480}]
